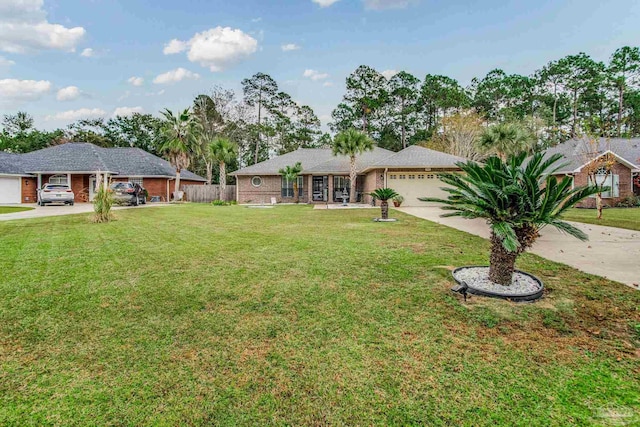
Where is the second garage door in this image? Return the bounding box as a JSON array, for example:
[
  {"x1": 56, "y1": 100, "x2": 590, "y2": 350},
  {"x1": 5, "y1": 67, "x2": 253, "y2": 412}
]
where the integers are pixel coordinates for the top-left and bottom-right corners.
[
  {"x1": 0, "y1": 176, "x2": 22, "y2": 204},
  {"x1": 387, "y1": 172, "x2": 450, "y2": 207}
]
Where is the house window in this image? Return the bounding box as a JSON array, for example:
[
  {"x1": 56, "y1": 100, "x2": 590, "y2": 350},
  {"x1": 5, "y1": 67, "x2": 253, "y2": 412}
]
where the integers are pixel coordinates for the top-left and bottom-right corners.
[
  {"x1": 49, "y1": 174, "x2": 68, "y2": 185},
  {"x1": 389, "y1": 174, "x2": 397, "y2": 180},
  {"x1": 418, "y1": 174, "x2": 425, "y2": 179},
  {"x1": 399, "y1": 175, "x2": 406, "y2": 179},
  {"x1": 281, "y1": 176, "x2": 304, "y2": 198},
  {"x1": 426, "y1": 174, "x2": 435, "y2": 179},
  {"x1": 409, "y1": 174, "x2": 416, "y2": 180},
  {"x1": 593, "y1": 173, "x2": 619, "y2": 198},
  {"x1": 129, "y1": 177, "x2": 143, "y2": 186},
  {"x1": 251, "y1": 176, "x2": 262, "y2": 187}
]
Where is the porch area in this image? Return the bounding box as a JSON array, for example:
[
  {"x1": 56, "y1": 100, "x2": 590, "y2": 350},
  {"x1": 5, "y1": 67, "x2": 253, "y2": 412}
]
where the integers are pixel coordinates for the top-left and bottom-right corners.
[{"x1": 307, "y1": 175, "x2": 367, "y2": 204}]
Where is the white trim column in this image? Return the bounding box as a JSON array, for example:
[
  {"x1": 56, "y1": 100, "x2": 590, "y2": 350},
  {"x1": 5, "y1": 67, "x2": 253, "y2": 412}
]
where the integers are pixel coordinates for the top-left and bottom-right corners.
[
  {"x1": 37, "y1": 173, "x2": 42, "y2": 189},
  {"x1": 67, "y1": 173, "x2": 71, "y2": 186}
]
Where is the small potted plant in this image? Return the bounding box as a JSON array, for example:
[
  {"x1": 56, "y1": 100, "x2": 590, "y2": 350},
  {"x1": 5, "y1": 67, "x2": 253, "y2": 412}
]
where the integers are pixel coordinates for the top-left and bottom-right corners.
[{"x1": 393, "y1": 194, "x2": 404, "y2": 207}]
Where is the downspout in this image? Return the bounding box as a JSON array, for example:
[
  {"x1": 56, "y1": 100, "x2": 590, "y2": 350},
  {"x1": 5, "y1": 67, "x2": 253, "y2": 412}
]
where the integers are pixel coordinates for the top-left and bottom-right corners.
[{"x1": 384, "y1": 168, "x2": 388, "y2": 188}]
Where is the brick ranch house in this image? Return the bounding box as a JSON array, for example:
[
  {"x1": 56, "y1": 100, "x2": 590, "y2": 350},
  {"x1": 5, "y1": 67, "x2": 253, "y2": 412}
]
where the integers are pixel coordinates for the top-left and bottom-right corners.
[
  {"x1": 542, "y1": 137, "x2": 640, "y2": 208},
  {"x1": 230, "y1": 145, "x2": 467, "y2": 206},
  {"x1": 0, "y1": 142, "x2": 205, "y2": 204}
]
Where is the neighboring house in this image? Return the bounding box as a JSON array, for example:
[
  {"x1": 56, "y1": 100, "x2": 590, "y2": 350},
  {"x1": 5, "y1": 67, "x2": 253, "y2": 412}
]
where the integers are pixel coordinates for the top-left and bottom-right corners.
[
  {"x1": 0, "y1": 142, "x2": 205, "y2": 204},
  {"x1": 230, "y1": 145, "x2": 467, "y2": 206},
  {"x1": 542, "y1": 137, "x2": 640, "y2": 208}
]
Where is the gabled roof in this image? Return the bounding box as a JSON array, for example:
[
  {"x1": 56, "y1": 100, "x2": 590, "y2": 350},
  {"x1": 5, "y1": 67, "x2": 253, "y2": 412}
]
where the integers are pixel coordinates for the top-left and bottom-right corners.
[
  {"x1": 302, "y1": 147, "x2": 395, "y2": 174},
  {"x1": 231, "y1": 145, "x2": 461, "y2": 176},
  {"x1": 0, "y1": 143, "x2": 206, "y2": 181},
  {"x1": 543, "y1": 137, "x2": 640, "y2": 174},
  {"x1": 363, "y1": 145, "x2": 467, "y2": 171}
]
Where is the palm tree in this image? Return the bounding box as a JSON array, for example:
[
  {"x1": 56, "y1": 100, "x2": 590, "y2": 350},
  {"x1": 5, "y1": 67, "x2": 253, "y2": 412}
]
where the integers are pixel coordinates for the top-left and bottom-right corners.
[
  {"x1": 160, "y1": 108, "x2": 197, "y2": 201},
  {"x1": 420, "y1": 152, "x2": 601, "y2": 286},
  {"x1": 332, "y1": 129, "x2": 374, "y2": 203},
  {"x1": 479, "y1": 122, "x2": 535, "y2": 160},
  {"x1": 209, "y1": 137, "x2": 238, "y2": 201},
  {"x1": 278, "y1": 162, "x2": 303, "y2": 203},
  {"x1": 369, "y1": 188, "x2": 399, "y2": 220}
]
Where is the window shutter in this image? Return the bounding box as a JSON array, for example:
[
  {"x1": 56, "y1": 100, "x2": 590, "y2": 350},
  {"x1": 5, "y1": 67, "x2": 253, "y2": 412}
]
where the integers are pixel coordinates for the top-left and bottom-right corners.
[{"x1": 613, "y1": 174, "x2": 619, "y2": 197}]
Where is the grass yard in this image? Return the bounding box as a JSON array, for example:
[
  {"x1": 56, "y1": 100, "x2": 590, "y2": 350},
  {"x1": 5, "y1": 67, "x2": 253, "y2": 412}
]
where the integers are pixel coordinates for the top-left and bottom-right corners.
[
  {"x1": 0, "y1": 206, "x2": 34, "y2": 215},
  {"x1": 564, "y1": 207, "x2": 640, "y2": 231},
  {"x1": 0, "y1": 205, "x2": 638, "y2": 426}
]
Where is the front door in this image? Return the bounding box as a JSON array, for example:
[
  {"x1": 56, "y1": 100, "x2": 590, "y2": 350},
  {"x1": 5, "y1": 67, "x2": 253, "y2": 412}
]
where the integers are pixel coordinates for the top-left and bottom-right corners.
[{"x1": 312, "y1": 176, "x2": 328, "y2": 201}]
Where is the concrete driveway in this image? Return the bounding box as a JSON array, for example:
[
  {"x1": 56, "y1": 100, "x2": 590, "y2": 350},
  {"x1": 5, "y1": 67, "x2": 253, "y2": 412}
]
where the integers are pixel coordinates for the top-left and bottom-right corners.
[
  {"x1": 0, "y1": 203, "x2": 169, "y2": 222},
  {"x1": 398, "y1": 207, "x2": 640, "y2": 288}
]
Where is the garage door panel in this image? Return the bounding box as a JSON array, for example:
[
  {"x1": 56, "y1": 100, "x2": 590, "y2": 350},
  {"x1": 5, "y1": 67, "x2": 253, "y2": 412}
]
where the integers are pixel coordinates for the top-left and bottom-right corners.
[
  {"x1": 0, "y1": 176, "x2": 22, "y2": 204},
  {"x1": 387, "y1": 172, "x2": 451, "y2": 207}
]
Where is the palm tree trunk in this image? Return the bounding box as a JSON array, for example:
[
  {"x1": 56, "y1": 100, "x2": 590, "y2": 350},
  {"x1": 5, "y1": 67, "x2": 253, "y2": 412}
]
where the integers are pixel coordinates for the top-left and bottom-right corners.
[
  {"x1": 380, "y1": 201, "x2": 389, "y2": 219},
  {"x1": 293, "y1": 180, "x2": 299, "y2": 204},
  {"x1": 571, "y1": 90, "x2": 578, "y2": 137},
  {"x1": 349, "y1": 156, "x2": 357, "y2": 204},
  {"x1": 488, "y1": 232, "x2": 517, "y2": 286},
  {"x1": 219, "y1": 162, "x2": 226, "y2": 201},
  {"x1": 206, "y1": 161, "x2": 213, "y2": 185},
  {"x1": 175, "y1": 170, "x2": 182, "y2": 201}
]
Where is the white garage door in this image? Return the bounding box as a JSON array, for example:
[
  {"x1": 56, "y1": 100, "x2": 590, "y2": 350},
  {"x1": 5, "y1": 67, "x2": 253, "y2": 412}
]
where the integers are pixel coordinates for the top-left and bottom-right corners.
[
  {"x1": 0, "y1": 176, "x2": 22, "y2": 204},
  {"x1": 387, "y1": 172, "x2": 450, "y2": 207}
]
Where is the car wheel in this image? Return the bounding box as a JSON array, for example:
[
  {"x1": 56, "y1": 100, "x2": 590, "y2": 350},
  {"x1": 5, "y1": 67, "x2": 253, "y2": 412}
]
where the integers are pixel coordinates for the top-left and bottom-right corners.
[{"x1": 70, "y1": 202, "x2": 74, "y2": 206}]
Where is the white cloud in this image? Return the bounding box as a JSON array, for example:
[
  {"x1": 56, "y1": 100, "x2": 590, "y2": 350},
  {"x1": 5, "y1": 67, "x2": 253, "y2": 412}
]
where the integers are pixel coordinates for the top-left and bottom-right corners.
[
  {"x1": 251, "y1": 17, "x2": 262, "y2": 23},
  {"x1": 363, "y1": 0, "x2": 415, "y2": 10},
  {"x1": 0, "y1": 55, "x2": 15, "y2": 67},
  {"x1": 303, "y1": 69, "x2": 329, "y2": 81},
  {"x1": 163, "y1": 26, "x2": 258, "y2": 72},
  {"x1": 127, "y1": 76, "x2": 144, "y2": 86},
  {"x1": 145, "y1": 89, "x2": 165, "y2": 96},
  {"x1": 0, "y1": 0, "x2": 85, "y2": 54},
  {"x1": 0, "y1": 78, "x2": 50, "y2": 104},
  {"x1": 163, "y1": 38, "x2": 187, "y2": 55},
  {"x1": 56, "y1": 85, "x2": 81, "y2": 101},
  {"x1": 45, "y1": 108, "x2": 106, "y2": 121},
  {"x1": 153, "y1": 67, "x2": 200, "y2": 84},
  {"x1": 312, "y1": 0, "x2": 341, "y2": 7},
  {"x1": 323, "y1": 81, "x2": 333, "y2": 87},
  {"x1": 281, "y1": 43, "x2": 300, "y2": 52},
  {"x1": 80, "y1": 47, "x2": 94, "y2": 57},
  {"x1": 381, "y1": 69, "x2": 398, "y2": 79},
  {"x1": 113, "y1": 106, "x2": 144, "y2": 117}
]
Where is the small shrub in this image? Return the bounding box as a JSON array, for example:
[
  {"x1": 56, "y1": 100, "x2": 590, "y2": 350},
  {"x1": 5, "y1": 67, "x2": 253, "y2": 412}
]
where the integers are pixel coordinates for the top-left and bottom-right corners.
[
  {"x1": 615, "y1": 195, "x2": 640, "y2": 208},
  {"x1": 93, "y1": 186, "x2": 114, "y2": 223},
  {"x1": 211, "y1": 199, "x2": 230, "y2": 206}
]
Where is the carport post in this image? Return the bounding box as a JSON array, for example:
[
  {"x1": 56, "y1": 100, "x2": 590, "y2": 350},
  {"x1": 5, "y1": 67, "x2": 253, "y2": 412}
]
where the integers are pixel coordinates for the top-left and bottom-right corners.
[
  {"x1": 37, "y1": 174, "x2": 41, "y2": 190},
  {"x1": 67, "y1": 173, "x2": 71, "y2": 187}
]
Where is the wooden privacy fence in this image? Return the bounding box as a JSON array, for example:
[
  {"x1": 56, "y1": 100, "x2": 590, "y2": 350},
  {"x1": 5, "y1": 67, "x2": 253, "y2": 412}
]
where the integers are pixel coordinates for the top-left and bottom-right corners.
[{"x1": 182, "y1": 185, "x2": 236, "y2": 203}]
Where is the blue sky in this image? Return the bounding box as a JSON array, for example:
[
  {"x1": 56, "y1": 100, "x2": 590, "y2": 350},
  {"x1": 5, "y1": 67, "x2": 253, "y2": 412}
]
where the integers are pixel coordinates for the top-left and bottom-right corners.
[{"x1": 1, "y1": 0, "x2": 639, "y2": 131}]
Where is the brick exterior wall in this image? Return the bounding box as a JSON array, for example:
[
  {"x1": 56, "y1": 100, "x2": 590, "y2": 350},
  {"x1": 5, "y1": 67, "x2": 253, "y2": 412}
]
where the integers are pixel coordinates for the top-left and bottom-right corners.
[
  {"x1": 21, "y1": 177, "x2": 37, "y2": 203},
  {"x1": 570, "y1": 161, "x2": 634, "y2": 208},
  {"x1": 236, "y1": 175, "x2": 310, "y2": 204},
  {"x1": 363, "y1": 169, "x2": 385, "y2": 205}
]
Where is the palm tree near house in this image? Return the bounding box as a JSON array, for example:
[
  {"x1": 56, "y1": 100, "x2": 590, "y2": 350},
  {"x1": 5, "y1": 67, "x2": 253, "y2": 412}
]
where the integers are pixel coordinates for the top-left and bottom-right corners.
[
  {"x1": 479, "y1": 122, "x2": 536, "y2": 160},
  {"x1": 369, "y1": 188, "x2": 399, "y2": 220},
  {"x1": 209, "y1": 137, "x2": 238, "y2": 201},
  {"x1": 420, "y1": 152, "x2": 601, "y2": 286},
  {"x1": 160, "y1": 108, "x2": 197, "y2": 201},
  {"x1": 332, "y1": 129, "x2": 374, "y2": 203},
  {"x1": 278, "y1": 162, "x2": 303, "y2": 203}
]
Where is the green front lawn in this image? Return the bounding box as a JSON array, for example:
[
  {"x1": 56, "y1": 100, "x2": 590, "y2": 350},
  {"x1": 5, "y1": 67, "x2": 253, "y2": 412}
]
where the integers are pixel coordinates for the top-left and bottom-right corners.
[
  {"x1": 564, "y1": 207, "x2": 640, "y2": 231},
  {"x1": 1, "y1": 205, "x2": 638, "y2": 426},
  {"x1": 0, "y1": 206, "x2": 34, "y2": 215}
]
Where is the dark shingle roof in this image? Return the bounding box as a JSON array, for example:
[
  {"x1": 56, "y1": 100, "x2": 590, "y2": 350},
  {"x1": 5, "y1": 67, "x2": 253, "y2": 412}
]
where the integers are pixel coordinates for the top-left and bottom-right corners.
[
  {"x1": 232, "y1": 146, "x2": 402, "y2": 175},
  {"x1": 0, "y1": 152, "x2": 28, "y2": 175},
  {"x1": 365, "y1": 145, "x2": 468, "y2": 170},
  {"x1": 543, "y1": 137, "x2": 640, "y2": 173},
  {"x1": 0, "y1": 143, "x2": 206, "y2": 181}
]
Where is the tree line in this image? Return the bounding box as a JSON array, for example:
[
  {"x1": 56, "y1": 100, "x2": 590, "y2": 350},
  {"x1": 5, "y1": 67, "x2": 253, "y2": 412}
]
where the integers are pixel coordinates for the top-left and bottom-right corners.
[{"x1": 331, "y1": 46, "x2": 640, "y2": 151}]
